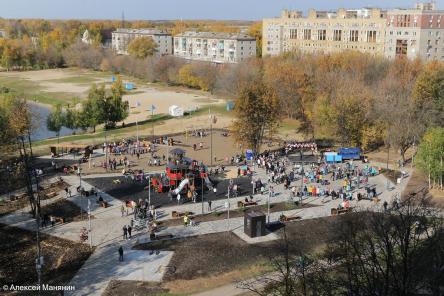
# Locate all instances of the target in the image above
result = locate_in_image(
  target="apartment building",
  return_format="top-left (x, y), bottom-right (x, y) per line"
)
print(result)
top-left (173, 31), bottom-right (256, 64)
top-left (263, 2), bottom-right (444, 61)
top-left (263, 8), bottom-right (387, 57)
top-left (385, 3), bottom-right (444, 60)
top-left (111, 28), bottom-right (173, 56)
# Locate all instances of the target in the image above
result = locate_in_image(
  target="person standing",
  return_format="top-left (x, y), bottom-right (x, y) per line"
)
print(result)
top-left (127, 225), bottom-right (132, 239)
top-left (123, 225), bottom-right (128, 240)
top-left (207, 199), bottom-right (212, 211)
top-left (118, 246), bottom-right (124, 262)
top-left (120, 204), bottom-right (125, 217)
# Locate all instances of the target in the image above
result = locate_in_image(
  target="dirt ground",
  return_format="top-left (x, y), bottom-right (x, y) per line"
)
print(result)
top-left (102, 281), bottom-right (167, 296)
top-left (130, 216), bottom-right (336, 295)
top-left (77, 131), bottom-right (282, 176)
top-left (0, 180), bottom-right (69, 217)
top-left (0, 223), bottom-right (93, 295)
top-left (40, 199), bottom-right (94, 223)
top-left (403, 169), bottom-right (444, 207)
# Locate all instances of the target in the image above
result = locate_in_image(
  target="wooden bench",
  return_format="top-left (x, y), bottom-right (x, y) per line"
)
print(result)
top-left (171, 211), bottom-right (193, 218)
top-left (99, 201), bottom-right (109, 208)
top-left (279, 215), bottom-right (301, 222)
top-left (45, 192), bottom-right (58, 199)
top-left (331, 207), bottom-right (353, 216)
top-left (151, 233), bottom-right (174, 241)
top-left (53, 216), bottom-right (65, 224)
top-left (372, 197), bottom-right (380, 204)
top-left (237, 201), bottom-right (258, 208)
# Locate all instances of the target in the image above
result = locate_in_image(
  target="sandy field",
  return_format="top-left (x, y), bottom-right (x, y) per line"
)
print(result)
top-left (0, 68), bottom-right (224, 125)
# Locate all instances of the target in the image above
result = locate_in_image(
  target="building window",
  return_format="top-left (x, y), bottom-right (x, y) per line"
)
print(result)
top-left (333, 30), bottom-right (342, 41)
top-left (367, 30), bottom-right (377, 43)
top-left (349, 30), bottom-right (359, 42)
top-left (396, 39), bottom-right (408, 56)
top-left (303, 29), bottom-right (311, 40)
top-left (318, 29), bottom-right (326, 41)
top-left (290, 29), bottom-right (297, 39)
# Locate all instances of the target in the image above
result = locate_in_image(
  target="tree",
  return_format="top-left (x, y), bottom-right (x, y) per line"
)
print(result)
top-left (248, 22), bottom-right (262, 57)
top-left (325, 192), bottom-right (444, 296)
top-left (79, 84), bottom-right (106, 132)
top-left (127, 36), bottom-right (158, 59)
top-left (232, 81), bottom-right (280, 154)
top-left (99, 77), bottom-right (129, 129)
top-left (416, 127), bottom-right (444, 190)
top-left (413, 62), bottom-right (444, 114)
top-left (46, 104), bottom-right (64, 143)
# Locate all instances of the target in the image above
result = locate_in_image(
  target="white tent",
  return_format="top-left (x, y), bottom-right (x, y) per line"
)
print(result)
top-left (168, 105), bottom-right (184, 117)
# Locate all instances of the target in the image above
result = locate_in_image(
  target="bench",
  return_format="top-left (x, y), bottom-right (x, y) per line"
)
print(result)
top-left (45, 192), bottom-right (58, 199)
top-left (53, 216), bottom-right (65, 224)
top-left (331, 207), bottom-right (353, 216)
top-left (98, 201), bottom-right (109, 208)
top-left (171, 211), bottom-right (193, 218)
top-left (237, 201), bottom-right (258, 208)
top-left (372, 197), bottom-right (380, 204)
top-left (279, 215), bottom-right (301, 222)
top-left (152, 233), bottom-right (174, 241)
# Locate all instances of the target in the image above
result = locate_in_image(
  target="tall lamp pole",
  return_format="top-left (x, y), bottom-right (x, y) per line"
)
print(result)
top-left (227, 183), bottom-right (230, 231)
top-left (88, 199), bottom-right (92, 248)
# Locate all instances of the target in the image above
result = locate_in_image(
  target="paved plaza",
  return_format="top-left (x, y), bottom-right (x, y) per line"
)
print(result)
top-left (0, 154), bottom-right (412, 296)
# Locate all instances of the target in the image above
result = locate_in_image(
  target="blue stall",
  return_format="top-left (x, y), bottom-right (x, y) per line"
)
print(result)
top-left (338, 148), bottom-right (361, 160)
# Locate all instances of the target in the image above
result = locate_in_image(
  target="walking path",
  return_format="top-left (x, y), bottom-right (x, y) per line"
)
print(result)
top-left (0, 162), bottom-right (412, 296)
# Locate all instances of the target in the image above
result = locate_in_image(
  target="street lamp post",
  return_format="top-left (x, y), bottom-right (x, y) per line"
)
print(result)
top-left (148, 175), bottom-right (151, 208)
top-left (227, 182), bottom-right (231, 231)
top-left (201, 178), bottom-right (204, 214)
top-left (88, 199), bottom-right (92, 248)
top-left (386, 144), bottom-right (390, 190)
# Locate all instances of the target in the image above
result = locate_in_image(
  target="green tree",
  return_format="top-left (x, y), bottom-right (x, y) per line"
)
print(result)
top-left (78, 84), bottom-right (106, 132)
top-left (416, 127), bottom-right (444, 190)
top-left (413, 62), bottom-right (444, 113)
top-left (46, 104), bottom-right (64, 143)
top-left (97, 77), bottom-right (129, 129)
top-left (127, 36), bottom-right (158, 59)
top-left (232, 81), bottom-right (280, 154)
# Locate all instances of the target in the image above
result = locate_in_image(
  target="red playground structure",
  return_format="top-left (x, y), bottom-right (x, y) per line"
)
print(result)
top-left (150, 148), bottom-right (213, 195)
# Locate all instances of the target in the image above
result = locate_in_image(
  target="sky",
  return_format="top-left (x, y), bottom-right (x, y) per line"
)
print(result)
top-left (1, 0), bottom-right (444, 20)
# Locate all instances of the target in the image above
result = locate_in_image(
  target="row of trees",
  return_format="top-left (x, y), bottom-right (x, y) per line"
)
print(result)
top-left (243, 193), bottom-right (444, 296)
top-left (46, 78), bottom-right (129, 139)
top-left (417, 127), bottom-right (444, 190)
top-left (228, 52), bottom-right (444, 166)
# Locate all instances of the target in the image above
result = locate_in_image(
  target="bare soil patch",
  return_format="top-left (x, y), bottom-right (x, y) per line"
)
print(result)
top-left (41, 199), bottom-right (94, 222)
top-left (0, 180), bottom-right (69, 217)
top-left (0, 223), bottom-right (93, 295)
top-left (102, 280), bottom-right (167, 296)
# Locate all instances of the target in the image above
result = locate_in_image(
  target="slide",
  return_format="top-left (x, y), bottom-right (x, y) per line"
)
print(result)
top-left (173, 178), bottom-right (189, 195)
top-left (204, 176), bottom-right (214, 191)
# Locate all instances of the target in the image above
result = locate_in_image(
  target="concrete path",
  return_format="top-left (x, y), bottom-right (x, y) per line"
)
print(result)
top-left (0, 161), bottom-right (413, 296)
top-left (65, 238), bottom-right (173, 296)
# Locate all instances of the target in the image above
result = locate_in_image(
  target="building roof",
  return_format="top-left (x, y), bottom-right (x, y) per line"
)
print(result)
top-left (113, 28), bottom-right (171, 36)
top-left (175, 31), bottom-right (256, 41)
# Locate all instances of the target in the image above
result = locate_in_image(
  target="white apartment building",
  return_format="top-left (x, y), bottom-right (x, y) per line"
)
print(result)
top-left (263, 2), bottom-right (444, 61)
top-left (173, 31), bottom-right (256, 64)
top-left (111, 28), bottom-right (173, 56)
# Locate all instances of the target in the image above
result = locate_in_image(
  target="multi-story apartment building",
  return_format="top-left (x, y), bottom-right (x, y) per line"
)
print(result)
top-left (173, 31), bottom-right (256, 64)
top-left (111, 28), bottom-right (173, 56)
top-left (263, 2), bottom-right (444, 61)
top-left (263, 8), bottom-right (387, 57)
top-left (385, 3), bottom-right (444, 60)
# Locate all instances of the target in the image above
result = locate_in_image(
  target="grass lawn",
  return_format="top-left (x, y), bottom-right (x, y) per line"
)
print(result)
top-left (0, 76), bottom-right (76, 106)
top-left (32, 113), bottom-right (173, 147)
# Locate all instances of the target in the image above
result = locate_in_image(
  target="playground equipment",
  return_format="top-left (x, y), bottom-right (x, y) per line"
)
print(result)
top-left (150, 148), bottom-right (213, 196)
